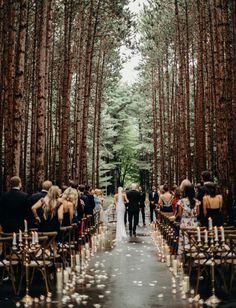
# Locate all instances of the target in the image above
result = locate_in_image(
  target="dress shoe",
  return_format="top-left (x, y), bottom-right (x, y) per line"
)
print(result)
top-left (129, 231), bottom-right (132, 236)
top-left (133, 231), bottom-right (136, 236)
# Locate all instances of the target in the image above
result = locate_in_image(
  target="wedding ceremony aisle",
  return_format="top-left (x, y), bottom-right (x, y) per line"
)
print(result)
top-left (1, 223), bottom-right (236, 308)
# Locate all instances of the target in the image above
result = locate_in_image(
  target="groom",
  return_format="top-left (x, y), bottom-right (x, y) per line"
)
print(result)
top-left (126, 183), bottom-right (140, 236)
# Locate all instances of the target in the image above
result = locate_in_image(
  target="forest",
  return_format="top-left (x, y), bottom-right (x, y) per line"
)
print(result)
top-left (0, 0), bottom-right (235, 203)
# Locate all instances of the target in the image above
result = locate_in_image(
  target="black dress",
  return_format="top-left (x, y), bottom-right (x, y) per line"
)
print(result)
top-left (37, 205), bottom-right (61, 233)
top-left (61, 212), bottom-right (70, 227)
top-left (207, 208), bottom-right (223, 227)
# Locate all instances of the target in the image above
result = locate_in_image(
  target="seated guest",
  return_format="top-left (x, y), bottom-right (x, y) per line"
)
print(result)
top-left (59, 187), bottom-right (78, 226)
top-left (80, 184), bottom-right (95, 225)
top-left (203, 182), bottom-right (223, 227)
top-left (159, 184), bottom-right (173, 212)
top-left (28, 180), bottom-right (52, 228)
top-left (177, 183), bottom-right (200, 256)
top-left (31, 186), bottom-right (63, 233)
top-left (0, 176), bottom-right (29, 233)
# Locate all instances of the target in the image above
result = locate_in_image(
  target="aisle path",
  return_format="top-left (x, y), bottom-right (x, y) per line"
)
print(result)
top-left (78, 225), bottom-right (188, 308)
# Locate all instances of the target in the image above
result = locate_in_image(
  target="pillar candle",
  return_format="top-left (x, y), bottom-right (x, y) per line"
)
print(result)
top-left (56, 268), bottom-right (63, 291)
top-left (19, 230), bottom-right (22, 242)
top-left (24, 220), bottom-right (28, 233)
top-left (166, 254), bottom-right (170, 267)
top-left (221, 226), bottom-right (225, 242)
top-left (35, 231), bottom-right (39, 244)
top-left (204, 229), bottom-right (208, 243)
top-left (183, 275), bottom-right (190, 293)
top-left (197, 227), bottom-right (201, 242)
top-left (63, 269), bottom-right (69, 284)
top-left (214, 226), bottom-right (218, 241)
top-left (208, 217), bottom-right (213, 230)
top-left (75, 254), bottom-right (80, 266)
top-left (31, 231), bottom-right (35, 245)
top-left (172, 259), bottom-right (178, 276)
top-left (13, 232), bottom-right (17, 245)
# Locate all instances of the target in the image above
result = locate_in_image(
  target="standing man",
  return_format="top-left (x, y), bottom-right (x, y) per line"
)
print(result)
top-left (0, 176), bottom-right (29, 232)
top-left (29, 180), bottom-right (52, 205)
top-left (81, 184), bottom-right (95, 226)
top-left (197, 171), bottom-right (213, 226)
top-left (139, 186), bottom-right (146, 226)
top-left (149, 186), bottom-right (159, 223)
top-left (28, 180), bottom-right (52, 228)
top-left (126, 183), bottom-right (140, 236)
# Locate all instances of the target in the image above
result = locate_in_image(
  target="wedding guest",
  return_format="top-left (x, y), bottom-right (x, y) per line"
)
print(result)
top-left (224, 187), bottom-right (234, 225)
top-left (59, 187), bottom-right (78, 226)
top-left (203, 182), bottom-right (223, 227)
top-left (94, 189), bottom-right (105, 224)
top-left (159, 184), bottom-right (173, 213)
top-left (172, 187), bottom-right (181, 216)
top-left (197, 171), bottom-right (213, 226)
top-left (81, 184), bottom-right (95, 225)
top-left (0, 176), bottom-right (29, 233)
top-left (177, 184), bottom-right (200, 256)
top-left (29, 180), bottom-right (52, 205)
top-left (127, 184), bottom-right (140, 236)
top-left (149, 186), bottom-right (159, 222)
top-left (31, 185), bottom-right (63, 233)
top-left (28, 180), bottom-right (52, 228)
top-left (139, 186), bottom-right (146, 226)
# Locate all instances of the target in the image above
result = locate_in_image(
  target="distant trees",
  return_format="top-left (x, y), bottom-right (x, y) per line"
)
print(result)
top-left (137, 0), bottom-right (236, 200)
top-left (0, 0), bottom-right (132, 192)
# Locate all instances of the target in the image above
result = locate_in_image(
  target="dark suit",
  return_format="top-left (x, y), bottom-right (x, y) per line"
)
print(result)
top-left (28, 190), bottom-right (48, 228)
top-left (126, 190), bottom-right (140, 235)
top-left (149, 191), bottom-right (159, 222)
top-left (81, 191), bottom-right (95, 225)
top-left (0, 188), bottom-right (29, 233)
top-left (139, 191), bottom-right (146, 225)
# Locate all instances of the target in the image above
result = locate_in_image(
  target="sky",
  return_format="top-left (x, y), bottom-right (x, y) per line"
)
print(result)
top-left (120, 0), bottom-right (146, 85)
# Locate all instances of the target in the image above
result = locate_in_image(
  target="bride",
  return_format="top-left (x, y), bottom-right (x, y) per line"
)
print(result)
top-left (113, 187), bottom-right (128, 241)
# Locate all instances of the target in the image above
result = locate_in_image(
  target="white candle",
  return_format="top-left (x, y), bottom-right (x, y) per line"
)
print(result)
top-left (208, 217), bottom-right (212, 230)
top-left (197, 227), bottom-right (201, 242)
top-left (19, 230), bottom-right (22, 242)
top-left (221, 226), bottom-right (225, 242)
top-left (172, 259), bottom-right (178, 276)
top-left (166, 254), bottom-right (171, 267)
top-left (214, 226), bottom-right (218, 241)
top-left (63, 269), bottom-right (69, 284)
top-left (71, 255), bottom-right (74, 268)
top-left (24, 220), bottom-right (28, 232)
top-left (204, 230), bottom-right (208, 243)
top-left (31, 232), bottom-right (35, 245)
top-left (56, 269), bottom-right (63, 292)
top-left (35, 231), bottom-right (39, 244)
top-left (183, 275), bottom-right (190, 293)
top-left (13, 232), bottom-right (17, 245)
top-left (75, 254), bottom-right (80, 266)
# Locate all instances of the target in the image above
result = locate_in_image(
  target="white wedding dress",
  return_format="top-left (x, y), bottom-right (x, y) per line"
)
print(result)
top-left (116, 187), bottom-right (127, 242)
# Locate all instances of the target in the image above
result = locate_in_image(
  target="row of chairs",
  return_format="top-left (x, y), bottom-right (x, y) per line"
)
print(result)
top-left (155, 211), bottom-right (236, 296)
top-left (0, 214), bottom-right (98, 296)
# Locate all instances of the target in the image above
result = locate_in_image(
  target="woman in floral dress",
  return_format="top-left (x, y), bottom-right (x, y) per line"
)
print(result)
top-left (177, 184), bottom-right (200, 256)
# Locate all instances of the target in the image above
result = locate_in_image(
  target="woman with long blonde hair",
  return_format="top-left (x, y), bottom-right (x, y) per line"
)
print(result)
top-left (32, 185), bottom-right (63, 232)
top-left (59, 187), bottom-right (78, 226)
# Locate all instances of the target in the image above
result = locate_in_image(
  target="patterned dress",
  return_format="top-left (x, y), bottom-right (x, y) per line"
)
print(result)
top-left (177, 198), bottom-right (200, 255)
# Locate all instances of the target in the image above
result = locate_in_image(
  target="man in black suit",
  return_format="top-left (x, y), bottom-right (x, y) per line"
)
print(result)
top-left (197, 171), bottom-right (213, 226)
top-left (139, 186), bottom-right (146, 226)
top-left (127, 183), bottom-right (140, 236)
top-left (28, 180), bottom-right (52, 228)
top-left (0, 176), bottom-right (29, 233)
top-left (81, 184), bottom-right (95, 226)
top-left (29, 180), bottom-right (52, 205)
top-left (149, 186), bottom-right (159, 223)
